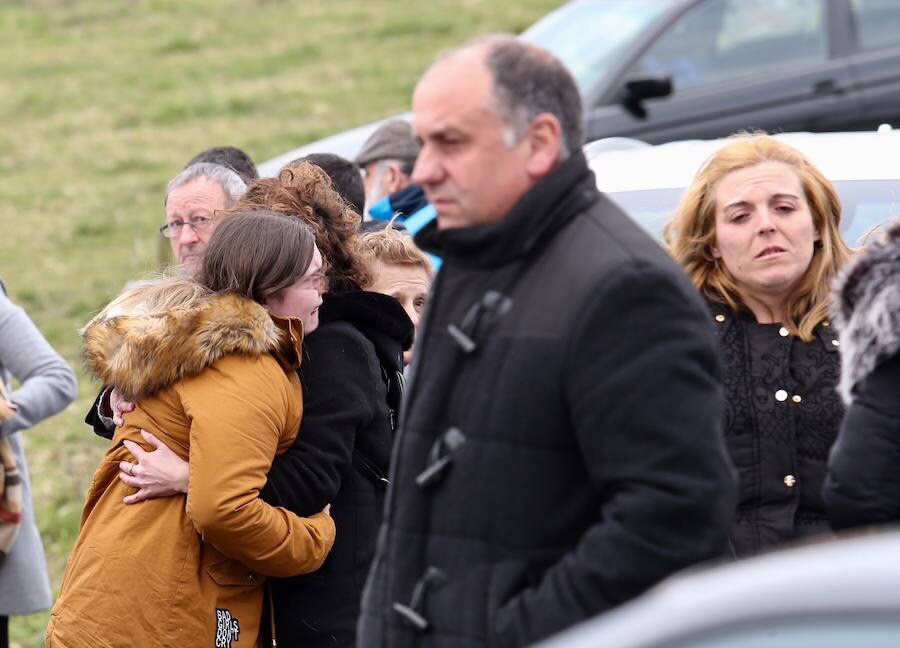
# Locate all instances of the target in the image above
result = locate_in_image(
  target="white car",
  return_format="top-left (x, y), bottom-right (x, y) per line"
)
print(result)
top-left (537, 531), bottom-right (900, 648)
top-left (590, 128), bottom-right (900, 245)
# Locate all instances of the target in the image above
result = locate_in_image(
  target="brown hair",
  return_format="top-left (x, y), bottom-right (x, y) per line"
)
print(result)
top-left (199, 209), bottom-right (316, 303)
top-left (236, 161), bottom-right (370, 292)
top-left (361, 223), bottom-right (434, 282)
top-left (665, 133), bottom-right (852, 341)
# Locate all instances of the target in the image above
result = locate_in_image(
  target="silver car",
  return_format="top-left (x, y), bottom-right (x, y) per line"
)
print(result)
top-left (537, 531), bottom-right (900, 648)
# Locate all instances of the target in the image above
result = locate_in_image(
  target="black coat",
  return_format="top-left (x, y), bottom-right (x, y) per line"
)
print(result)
top-left (358, 153), bottom-right (736, 648)
top-left (824, 217), bottom-right (900, 530)
top-left (825, 352), bottom-right (900, 529)
top-left (709, 304), bottom-right (842, 557)
top-left (259, 290), bottom-right (413, 648)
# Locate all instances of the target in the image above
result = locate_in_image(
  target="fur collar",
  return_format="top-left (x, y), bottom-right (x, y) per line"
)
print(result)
top-left (832, 218), bottom-right (900, 402)
top-left (83, 292), bottom-right (286, 401)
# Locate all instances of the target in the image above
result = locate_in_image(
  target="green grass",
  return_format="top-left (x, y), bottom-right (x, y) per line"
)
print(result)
top-left (0, 1), bottom-right (560, 645)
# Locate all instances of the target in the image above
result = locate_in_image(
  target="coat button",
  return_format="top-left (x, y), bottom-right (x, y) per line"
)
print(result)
top-left (791, 394), bottom-right (802, 403)
top-left (715, 314), bottom-right (726, 323)
top-left (778, 326), bottom-right (789, 337)
top-left (775, 389), bottom-right (788, 402)
top-left (784, 475), bottom-right (796, 487)
top-left (831, 339), bottom-right (840, 347)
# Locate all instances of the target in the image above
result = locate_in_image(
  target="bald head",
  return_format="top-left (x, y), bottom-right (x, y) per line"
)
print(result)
top-left (423, 36), bottom-right (583, 157)
top-left (411, 36), bottom-right (577, 229)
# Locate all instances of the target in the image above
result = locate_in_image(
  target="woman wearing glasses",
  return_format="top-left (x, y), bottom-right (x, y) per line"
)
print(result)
top-left (48, 210), bottom-right (335, 647)
top-left (111, 162), bottom-right (414, 647)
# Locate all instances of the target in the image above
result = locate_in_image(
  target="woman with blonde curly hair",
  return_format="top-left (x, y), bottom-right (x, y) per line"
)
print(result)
top-left (665, 134), bottom-right (852, 557)
top-left (115, 161), bottom-right (414, 647)
top-left (361, 223), bottom-right (434, 366)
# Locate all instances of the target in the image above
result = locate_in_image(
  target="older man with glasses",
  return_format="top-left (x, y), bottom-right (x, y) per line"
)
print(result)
top-left (85, 162), bottom-right (248, 435)
top-left (161, 162), bottom-right (247, 275)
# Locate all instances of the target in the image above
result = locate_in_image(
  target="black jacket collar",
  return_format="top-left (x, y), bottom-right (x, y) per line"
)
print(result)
top-left (319, 290), bottom-right (415, 353)
top-left (414, 151), bottom-right (598, 269)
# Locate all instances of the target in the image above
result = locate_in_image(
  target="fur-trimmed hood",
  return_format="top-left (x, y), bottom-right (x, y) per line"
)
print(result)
top-left (832, 217), bottom-right (900, 402)
top-left (83, 292), bottom-right (299, 401)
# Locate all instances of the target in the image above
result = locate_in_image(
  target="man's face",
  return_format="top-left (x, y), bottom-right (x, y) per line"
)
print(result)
top-left (411, 49), bottom-right (533, 230)
top-left (164, 177), bottom-right (227, 275)
top-left (362, 160), bottom-right (411, 214)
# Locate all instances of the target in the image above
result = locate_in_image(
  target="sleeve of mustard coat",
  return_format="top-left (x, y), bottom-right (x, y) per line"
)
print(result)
top-left (494, 263), bottom-right (737, 646)
top-left (180, 354), bottom-right (335, 578)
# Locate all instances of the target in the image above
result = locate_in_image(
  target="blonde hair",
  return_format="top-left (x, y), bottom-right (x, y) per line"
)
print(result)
top-left (361, 223), bottom-right (434, 284)
top-left (664, 134), bottom-right (852, 341)
top-left (86, 278), bottom-right (211, 328)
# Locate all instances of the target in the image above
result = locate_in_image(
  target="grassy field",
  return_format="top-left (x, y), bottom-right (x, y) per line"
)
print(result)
top-left (0, 1), bottom-right (560, 644)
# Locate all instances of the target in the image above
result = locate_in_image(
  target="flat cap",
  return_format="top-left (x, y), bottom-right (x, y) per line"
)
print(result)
top-left (354, 119), bottom-right (420, 168)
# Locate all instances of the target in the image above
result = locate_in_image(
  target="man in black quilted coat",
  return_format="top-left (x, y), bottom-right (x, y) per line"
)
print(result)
top-left (358, 36), bottom-right (737, 648)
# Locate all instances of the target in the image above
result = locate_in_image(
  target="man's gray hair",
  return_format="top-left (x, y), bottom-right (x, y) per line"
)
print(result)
top-left (445, 35), bottom-right (584, 159)
top-left (164, 162), bottom-right (247, 206)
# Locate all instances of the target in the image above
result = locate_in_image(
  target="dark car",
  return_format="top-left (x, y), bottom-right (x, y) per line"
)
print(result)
top-left (259, 0), bottom-right (900, 175)
top-left (526, 0), bottom-right (900, 144)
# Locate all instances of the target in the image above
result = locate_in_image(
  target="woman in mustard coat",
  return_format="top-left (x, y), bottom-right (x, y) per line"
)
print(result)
top-left (47, 210), bottom-right (335, 647)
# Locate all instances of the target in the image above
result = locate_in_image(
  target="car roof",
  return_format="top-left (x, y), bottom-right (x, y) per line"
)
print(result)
top-left (256, 114), bottom-right (412, 177)
top-left (537, 532), bottom-right (900, 648)
top-left (590, 129), bottom-right (900, 194)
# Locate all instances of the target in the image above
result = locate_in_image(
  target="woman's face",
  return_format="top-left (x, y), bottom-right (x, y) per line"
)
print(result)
top-left (712, 161), bottom-right (819, 307)
top-left (264, 245), bottom-right (326, 334)
top-left (368, 260), bottom-right (431, 365)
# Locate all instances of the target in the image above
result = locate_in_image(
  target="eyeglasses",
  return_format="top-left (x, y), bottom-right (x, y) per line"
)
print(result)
top-left (159, 215), bottom-right (216, 238)
top-left (297, 270), bottom-right (329, 292)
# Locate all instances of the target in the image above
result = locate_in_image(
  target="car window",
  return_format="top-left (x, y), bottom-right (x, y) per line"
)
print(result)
top-left (606, 179), bottom-right (900, 245)
top-left (837, 180), bottom-right (900, 245)
top-left (851, 0), bottom-right (900, 51)
top-left (668, 619), bottom-right (900, 647)
top-left (631, 0), bottom-right (828, 92)
top-left (605, 187), bottom-right (682, 240)
top-left (521, 0), bottom-right (671, 98)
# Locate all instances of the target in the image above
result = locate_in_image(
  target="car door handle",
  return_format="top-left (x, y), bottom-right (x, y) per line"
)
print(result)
top-left (813, 79), bottom-right (846, 96)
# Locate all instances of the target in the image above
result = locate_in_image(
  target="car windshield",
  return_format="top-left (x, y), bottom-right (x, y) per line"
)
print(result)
top-left (521, 0), bottom-right (672, 97)
top-left (608, 180), bottom-right (900, 246)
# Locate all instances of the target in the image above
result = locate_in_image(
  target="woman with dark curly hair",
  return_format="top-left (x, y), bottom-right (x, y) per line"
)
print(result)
top-left (240, 162), bottom-right (372, 293)
top-left (114, 161), bottom-right (414, 647)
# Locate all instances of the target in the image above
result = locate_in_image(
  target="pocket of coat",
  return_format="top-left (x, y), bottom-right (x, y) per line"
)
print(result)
top-left (206, 559), bottom-right (266, 587)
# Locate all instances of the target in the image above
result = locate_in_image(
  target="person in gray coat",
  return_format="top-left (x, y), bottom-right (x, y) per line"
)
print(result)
top-left (0, 281), bottom-right (77, 646)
